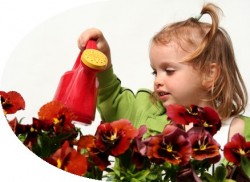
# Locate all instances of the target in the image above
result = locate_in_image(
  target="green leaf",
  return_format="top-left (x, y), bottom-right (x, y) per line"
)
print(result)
top-left (133, 169), bottom-right (150, 180)
top-left (223, 180), bottom-right (236, 182)
top-left (112, 167), bottom-right (121, 177)
top-left (163, 161), bottom-right (171, 169)
top-left (241, 156), bottom-right (250, 176)
top-left (34, 134), bottom-right (53, 157)
top-left (18, 117), bottom-right (26, 124)
top-left (131, 178), bottom-right (141, 182)
top-left (118, 149), bottom-right (133, 169)
top-left (104, 167), bottom-right (114, 173)
top-left (146, 173), bottom-right (159, 181)
top-left (18, 133), bottom-right (28, 143)
top-left (214, 165), bottom-right (227, 181)
top-left (202, 172), bottom-right (215, 182)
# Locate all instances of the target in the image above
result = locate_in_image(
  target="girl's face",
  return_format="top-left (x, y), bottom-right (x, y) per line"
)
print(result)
top-left (149, 42), bottom-right (208, 108)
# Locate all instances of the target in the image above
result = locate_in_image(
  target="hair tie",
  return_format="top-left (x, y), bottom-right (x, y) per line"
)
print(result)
top-left (194, 13), bottom-right (202, 21)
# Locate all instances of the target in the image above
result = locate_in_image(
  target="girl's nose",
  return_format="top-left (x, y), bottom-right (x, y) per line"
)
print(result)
top-left (154, 75), bottom-right (164, 88)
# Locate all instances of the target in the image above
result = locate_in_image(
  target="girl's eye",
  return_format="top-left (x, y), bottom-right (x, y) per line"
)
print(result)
top-left (151, 70), bottom-right (157, 76)
top-left (165, 68), bottom-right (175, 75)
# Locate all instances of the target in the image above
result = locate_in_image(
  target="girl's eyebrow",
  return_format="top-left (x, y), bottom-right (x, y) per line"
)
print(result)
top-left (151, 59), bottom-right (182, 69)
top-left (159, 61), bottom-right (179, 67)
top-left (150, 62), bottom-right (176, 69)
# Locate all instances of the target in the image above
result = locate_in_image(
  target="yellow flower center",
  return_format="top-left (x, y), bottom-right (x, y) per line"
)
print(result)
top-left (203, 121), bottom-right (212, 128)
top-left (193, 139), bottom-right (207, 151)
top-left (200, 144), bottom-right (207, 150)
top-left (109, 132), bottom-right (117, 141)
top-left (53, 118), bottom-right (61, 125)
top-left (187, 107), bottom-right (198, 115)
top-left (57, 159), bottom-right (62, 169)
top-left (238, 148), bottom-right (245, 155)
top-left (167, 144), bottom-right (173, 152)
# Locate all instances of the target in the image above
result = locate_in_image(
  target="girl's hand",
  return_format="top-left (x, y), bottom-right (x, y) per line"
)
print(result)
top-left (78, 28), bottom-right (111, 69)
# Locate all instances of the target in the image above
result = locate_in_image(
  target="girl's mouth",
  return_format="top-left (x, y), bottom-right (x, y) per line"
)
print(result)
top-left (158, 91), bottom-right (170, 100)
top-left (159, 92), bottom-right (168, 96)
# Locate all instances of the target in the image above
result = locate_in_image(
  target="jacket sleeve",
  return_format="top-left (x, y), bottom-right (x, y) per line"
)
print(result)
top-left (242, 116), bottom-right (250, 141)
top-left (96, 66), bottom-right (136, 122)
top-left (238, 116), bottom-right (250, 177)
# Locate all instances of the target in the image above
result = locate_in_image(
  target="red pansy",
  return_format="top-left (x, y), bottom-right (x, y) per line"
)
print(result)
top-left (167, 104), bottom-right (198, 125)
top-left (45, 141), bottom-right (87, 176)
top-left (77, 135), bottom-right (110, 171)
top-left (95, 119), bottom-right (138, 156)
top-left (188, 127), bottom-right (221, 163)
top-left (224, 133), bottom-right (250, 165)
top-left (147, 124), bottom-right (192, 166)
top-left (0, 91), bottom-right (25, 115)
top-left (38, 101), bottom-right (76, 133)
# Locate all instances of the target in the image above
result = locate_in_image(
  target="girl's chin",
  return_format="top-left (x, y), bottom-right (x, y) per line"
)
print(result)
top-left (162, 101), bottom-right (176, 107)
top-left (162, 100), bottom-right (188, 108)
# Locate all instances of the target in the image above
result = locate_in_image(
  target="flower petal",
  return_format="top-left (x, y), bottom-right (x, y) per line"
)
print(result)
top-left (0, 91), bottom-right (25, 114)
top-left (224, 133), bottom-right (247, 165)
top-left (147, 124), bottom-right (191, 165)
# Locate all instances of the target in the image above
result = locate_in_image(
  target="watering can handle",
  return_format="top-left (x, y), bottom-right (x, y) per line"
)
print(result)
top-left (71, 40), bottom-right (97, 69)
top-left (86, 40), bottom-right (97, 50)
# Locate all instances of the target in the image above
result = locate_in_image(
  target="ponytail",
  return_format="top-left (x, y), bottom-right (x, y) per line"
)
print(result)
top-left (184, 3), bottom-right (222, 62)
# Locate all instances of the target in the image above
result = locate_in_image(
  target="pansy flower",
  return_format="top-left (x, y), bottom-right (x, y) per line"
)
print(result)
top-left (45, 141), bottom-right (87, 176)
top-left (38, 101), bottom-right (76, 133)
top-left (0, 91), bottom-right (25, 115)
top-left (131, 125), bottom-right (150, 169)
top-left (195, 106), bottom-right (221, 136)
top-left (9, 116), bottom-right (53, 136)
top-left (167, 104), bottom-right (221, 136)
top-left (188, 127), bottom-right (221, 163)
top-left (224, 133), bottom-right (250, 166)
top-left (8, 117), bottom-right (38, 149)
top-left (9, 117), bottom-right (74, 150)
top-left (132, 125), bottom-right (148, 156)
top-left (28, 117), bottom-right (78, 150)
top-left (147, 124), bottom-right (192, 166)
top-left (9, 117), bottom-right (30, 135)
top-left (95, 119), bottom-right (138, 156)
top-left (77, 135), bottom-right (110, 171)
top-left (167, 104), bottom-right (198, 125)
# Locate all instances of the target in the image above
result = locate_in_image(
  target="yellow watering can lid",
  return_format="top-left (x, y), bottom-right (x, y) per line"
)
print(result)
top-left (81, 49), bottom-right (108, 70)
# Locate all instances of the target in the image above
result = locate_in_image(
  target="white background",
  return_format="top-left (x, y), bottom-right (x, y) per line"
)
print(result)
top-left (0, 0), bottom-right (250, 181)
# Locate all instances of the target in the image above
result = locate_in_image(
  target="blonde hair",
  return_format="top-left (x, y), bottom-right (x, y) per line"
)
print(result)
top-left (151, 3), bottom-right (248, 119)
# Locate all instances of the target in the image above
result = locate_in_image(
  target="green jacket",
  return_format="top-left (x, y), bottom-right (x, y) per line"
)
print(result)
top-left (97, 66), bottom-right (250, 177)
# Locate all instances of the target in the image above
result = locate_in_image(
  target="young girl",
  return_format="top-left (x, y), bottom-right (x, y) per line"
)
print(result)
top-left (78, 2), bottom-right (250, 158)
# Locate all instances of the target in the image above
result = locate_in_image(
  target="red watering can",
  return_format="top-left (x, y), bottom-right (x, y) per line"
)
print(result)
top-left (53, 40), bottom-right (108, 124)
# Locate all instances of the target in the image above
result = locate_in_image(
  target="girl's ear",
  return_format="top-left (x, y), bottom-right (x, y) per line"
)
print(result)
top-left (202, 63), bottom-right (220, 90)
